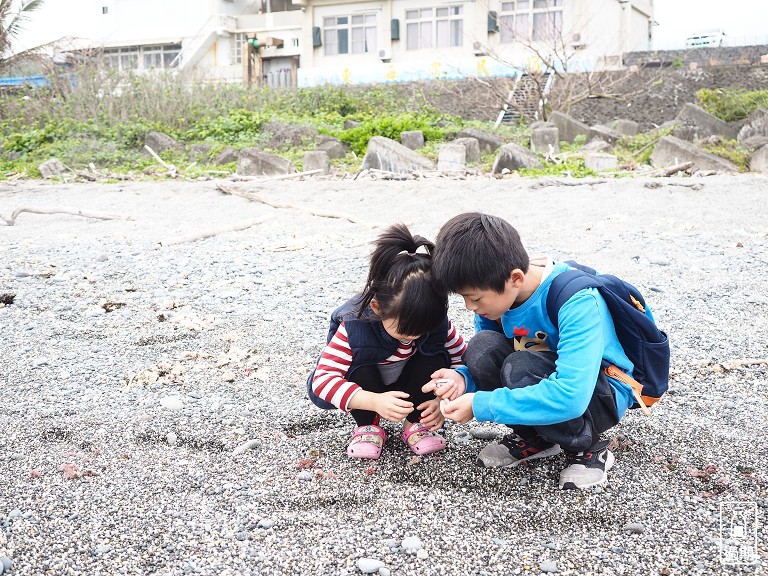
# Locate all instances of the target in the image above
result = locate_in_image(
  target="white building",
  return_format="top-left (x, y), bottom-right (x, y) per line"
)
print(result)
top-left (26, 0), bottom-right (653, 87)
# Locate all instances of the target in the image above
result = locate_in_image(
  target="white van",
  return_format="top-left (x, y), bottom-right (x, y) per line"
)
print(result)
top-left (685, 29), bottom-right (728, 48)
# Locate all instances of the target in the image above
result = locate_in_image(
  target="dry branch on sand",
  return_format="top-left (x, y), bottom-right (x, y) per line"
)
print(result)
top-left (0, 206), bottom-right (132, 226)
top-left (158, 217), bottom-right (270, 246)
top-left (216, 183), bottom-right (379, 228)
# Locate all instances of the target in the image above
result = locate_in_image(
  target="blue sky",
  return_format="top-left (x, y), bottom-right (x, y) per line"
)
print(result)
top-left (12, 0), bottom-right (768, 52)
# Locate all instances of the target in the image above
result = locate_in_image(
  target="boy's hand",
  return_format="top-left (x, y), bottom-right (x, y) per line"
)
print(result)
top-left (374, 391), bottom-right (413, 422)
top-left (417, 397), bottom-right (445, 431)
top-left (422, 368), bottom-right (466, 401)
top-left (440, 393), bottom-right (475, 424)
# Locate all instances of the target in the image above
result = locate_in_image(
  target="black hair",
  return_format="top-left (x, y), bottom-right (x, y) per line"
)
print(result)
top-left (432, 212), bottom-right (529, 294)
top-left (357, 223), bottom-right (447, 337)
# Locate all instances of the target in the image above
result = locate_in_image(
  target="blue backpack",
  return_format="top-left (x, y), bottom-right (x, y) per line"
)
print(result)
top-left (545, 261), bottom-right (670, 413)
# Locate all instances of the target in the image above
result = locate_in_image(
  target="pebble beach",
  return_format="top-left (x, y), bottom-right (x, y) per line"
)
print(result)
top-left (1, 174), bottom-right (766, 575)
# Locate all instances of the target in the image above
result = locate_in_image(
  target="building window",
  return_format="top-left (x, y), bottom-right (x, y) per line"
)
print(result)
top-left (499, 0), bottom-right (562, 44)
top-left (102, 44), bottom-right (180, 70)
top-left (231, 32), bottom-right (246, 65)
top-left (102, 6), bottom-right (108, 14)
top-left (323, 14), bottom-right (377, 56)
top-left (405, 6), bottom-right (463, 51)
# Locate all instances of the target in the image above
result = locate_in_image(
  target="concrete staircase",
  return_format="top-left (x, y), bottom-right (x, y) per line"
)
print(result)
top-left (495, 72), bottom-right (554, 127)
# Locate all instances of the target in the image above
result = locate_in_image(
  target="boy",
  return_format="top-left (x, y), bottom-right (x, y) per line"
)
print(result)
top-left (425, 212), bottom-right (636, 489)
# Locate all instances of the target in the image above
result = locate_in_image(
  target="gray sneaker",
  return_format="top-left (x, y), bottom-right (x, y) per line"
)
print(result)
top-left (476, 433), bottom-right (562, 468)
top-left (559, 440), bottom-right (615, 489)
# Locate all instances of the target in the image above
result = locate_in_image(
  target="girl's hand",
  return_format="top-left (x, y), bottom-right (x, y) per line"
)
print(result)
top-left (441, 393), bottom-right (475, 424)
top-left (373, 391), bottom-right (414, 422)
top-left (422, 368), bottom-right (466, 401)
top-left (417, 397), bottom-right (445, 431)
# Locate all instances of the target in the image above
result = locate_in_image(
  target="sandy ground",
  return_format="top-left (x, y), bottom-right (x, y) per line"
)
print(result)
top-left (0, 173), bottom-right (766, 576)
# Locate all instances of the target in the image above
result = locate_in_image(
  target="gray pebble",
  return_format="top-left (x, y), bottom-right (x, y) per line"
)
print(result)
top-left (378, 567), bottom-right (390, 576)
top-left (166, 432), bottom-right (178, 446)
top-left (624, 522), bottom-right (645, 534)
top-left (92, 544), bottom-right (112, 555)
top-left (539, 560), bottom-right (558, 573)
top-left (0, 557), bottom-right (10, 573)
top-left (401, 535), bottom-right (421, 551)
top-left (297, 470), bottom-right (313, 481)
top-left (469, 427), bottom-right (500, 440)
top-left (257, 519), bottom-right (274, 529)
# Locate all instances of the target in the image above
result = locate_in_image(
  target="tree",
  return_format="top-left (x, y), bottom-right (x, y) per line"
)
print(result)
top-left (0, 0), bottom-right (45, 73)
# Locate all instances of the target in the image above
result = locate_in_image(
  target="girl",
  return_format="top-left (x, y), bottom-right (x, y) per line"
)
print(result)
top-left (307, 223), bottom-right (467, 460)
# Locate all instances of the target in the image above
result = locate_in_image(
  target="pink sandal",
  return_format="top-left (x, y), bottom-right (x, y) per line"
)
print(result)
top-left (347, 425), bottom-right (386, 459)
top-left (402, 422), bottom-right (446, 455)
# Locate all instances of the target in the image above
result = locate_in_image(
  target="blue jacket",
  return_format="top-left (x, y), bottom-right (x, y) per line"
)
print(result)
top-left (455, 262), bottom-right (636, 426)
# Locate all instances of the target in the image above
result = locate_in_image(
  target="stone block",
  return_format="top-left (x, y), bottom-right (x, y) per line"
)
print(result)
top-left (437, 143), bottom-right (466, 172)
top-left (584, 153), bottom-right (619, 172)
top-left (361, 136), bottom-right (435, 173)
top-left (303, 151), bottom-right (330, 175)
top-left (39, 158), bottom-right (65, 178)
top-left (452, 138), bottom-right (481, 162)
top-left (674, 103), bottom-right (738, 140)
top-left (749, 144), bottom-right (768, 173)
top-left (610, 119), bottom-right (639, 136)
top-left (188, 144), bottom-right (211, 163)
top-left (548, 111), bottom-right (590, 143)
top-left (650, 136), bottom-right (739, 173)
top-left (492, 143), bottom-right (542, 174)
top-left (400, 130), bottom-right (425, 150)
top-left (214, 146), bottom-right (239, 165)
top-left (582, 139), bottom-right (611, 153)
top-left (237, 148), bottom-right (296, 177)
top-left (457, 127), bottom-right (506, 153)
top-left (316, 138), bottom-right (348, 159)
top-left (144, 131), bottom-right (180, 153)
top-left (588, 124), bottom-right (623, 145)
top-left (530, 126), bottom-right (560, 154)
top-left (343, 119), bottom-right (361, 130)
top-left (737, 108), bottom-right (768, 142)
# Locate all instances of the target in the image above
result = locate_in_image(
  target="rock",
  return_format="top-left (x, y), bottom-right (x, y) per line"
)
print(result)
top-left (165, 432), bottom-right (178, 446)
top-left (539, 560), bottom-right (558, 573)
top-left (233, 439), bottom-right (259, 454)
top-left (457, 127), bottom-right (506, 153)
top-left (469, 427), bottom-right (499, 440)
top-left (303, 151), bottom-right (330, 175)
top-left (584, 153), bottom-right (619, 172)
top-left (356, 558), bottom-right (384, 573)
top-left (581, 139), bottom-right (611, 153)
top-left (159, 396), bottom-right (184, 410)
top-left (737, 108), bottom-right (768, 142)
top-left (262, 122), bottom-right (317, 149)
top-left (650, 136), bottom-right (739, 173)
top-left (610, 119), bottom-right (639, 136)
top-left (0, 556), bottom-right (10, 573)
top-left (257, 519), bottom-right (274, 529)
top-left (452, 137), bottom-right (482, 162)
top-left (38, 158), bottom-right (66, 178)
top-left (749, 144), bottom-right (768, 173)
top-left (343, 119), bottom-right (361, 130)
top-left (673, 103), bottom-right (738, 141)
top-left (188, 143), bottom-right (211, 163)
top-left (740, 135), bottom-right (768, 150)
top-left (361, 136), bottom-right (435, 174)
top-left (548, 111), bottom-right (590, 143)
top-left (531, 126), bottom-right (560, 154)
top-left (624, 521), bottom-right (645, 534)
top-left (492, 143), bottom-right (542, 173)
top-left (214, 146), bottom-right (239, 164)
top-left (437, 143), bottom-right (466, 171)
top-left (401, 535), bottom-right (422, 551)
top-left (144, 131), bottom-right (180, 153)
top-left (416, 548), bottom-right (428, 559)
top-left (237, 148), bottom-right (296, 177)
top-left (400, 130), bottom-right (425, 150)
top-left (588, 124), bottom-right (624, 145)
top-left (316, 137), bottom-right (348, 159)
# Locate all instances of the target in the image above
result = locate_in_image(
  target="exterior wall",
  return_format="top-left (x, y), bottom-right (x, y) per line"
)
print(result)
top-left (297, 0), bottom-right (654, 86)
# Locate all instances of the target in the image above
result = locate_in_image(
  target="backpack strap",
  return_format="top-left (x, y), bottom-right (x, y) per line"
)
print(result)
top-left (545, 269), bottom-right (600, 328)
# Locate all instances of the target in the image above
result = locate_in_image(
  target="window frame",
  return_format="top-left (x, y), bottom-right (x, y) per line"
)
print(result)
top-left (498, 0), bottom-right (562, 44)
top-left (405, 5), bottom-right (464, 51)
top-left (322, 13), bottom-right (377, 56)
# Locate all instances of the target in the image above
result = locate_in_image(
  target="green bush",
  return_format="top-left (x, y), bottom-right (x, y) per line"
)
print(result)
top-left (332, 113), bottom-right (459, 155)
top-left (696, 88), bottom-right (768, 122)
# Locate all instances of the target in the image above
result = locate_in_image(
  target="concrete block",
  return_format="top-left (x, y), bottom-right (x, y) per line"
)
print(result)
top-left (457, 128), bottom-right (506, 153)
top-left (530, 126), bottom-right (560, 154)
top-left (582, 139), bottom-right (611, 153)
top-left (361, 136), bottom-right (435, 174)
top-left (343, 119), bottom-right (361, 130)
top-left (316, 138), bottom-right (348, 159)
top-left (650, 136), bottom-right (739, 173)
top-left (492, 143), bottom-right (542, 173)
top-left (437, 143), bottom-right (466, 172)
top-left (610, 119), bottom-right (639, 136)
top-left (548, 111), bottom-right (590, 143)
top-left (737, 108), bottom-right (768, 142)
top-left (144, 131), bottom-right (180, 153)
top-left (452, 137), bottom-right (481, 162)
top-left (400, 130), bottom-right (425, 150)
top-left (675, 103), bottom-right (738, 140)
top-left (214, 146), bottom-right (239, 165)
top-left (749, 144), bottom-right (768, 173)
top-left (237, 148), bottom-right (296, 177)
top-left (303, 151), bottom-right (330, 175)
top-left (584, 153), bottom-right (619, 172)
top-left (39, 158), bottom-right (65, 178)
top-left (588, 124), bottom-right (623, 145)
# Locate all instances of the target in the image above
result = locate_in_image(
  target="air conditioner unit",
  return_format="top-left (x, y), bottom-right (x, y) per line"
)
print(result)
top-left (472, 41), bottom-right (487, 56)
top-left (378, 48), bottom-right (391, 61)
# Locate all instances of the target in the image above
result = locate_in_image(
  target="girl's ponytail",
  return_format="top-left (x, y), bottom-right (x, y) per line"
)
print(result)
top-left (357, 224), bottom-right (447, 336)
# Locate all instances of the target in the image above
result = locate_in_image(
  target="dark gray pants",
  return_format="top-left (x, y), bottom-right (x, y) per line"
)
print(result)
top-left (464, 330), bottom-right (618, 452)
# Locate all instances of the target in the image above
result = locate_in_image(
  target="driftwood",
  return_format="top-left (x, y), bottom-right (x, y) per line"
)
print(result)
top-left (232, 169), bottom-right (324, 182)
top-left (144, 145), bottom-right (178, 177)
top-left (216, 183), bottom-right (377, 228)
top-left (531, 177), bottom-right (609, 189)
top-left (1, 206), bottom-right (132, 226)
top-left (159, 217), bottom-right (270, 246)
top-left (657, 161), bottom-right (694, 177)
top-left (699, 358), bottom-right (768, 371)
